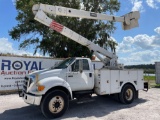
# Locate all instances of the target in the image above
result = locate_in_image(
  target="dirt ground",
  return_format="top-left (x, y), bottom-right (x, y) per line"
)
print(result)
top-left (0, 88), bottom-right (160, 120)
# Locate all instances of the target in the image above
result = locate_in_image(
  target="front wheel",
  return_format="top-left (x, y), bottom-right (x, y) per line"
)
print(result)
top-left (41, 90), bottom-right (69, 119)
top-left (119, 84), bottom-right (135, 104)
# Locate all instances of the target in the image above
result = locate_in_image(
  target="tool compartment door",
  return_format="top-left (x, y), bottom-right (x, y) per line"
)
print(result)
top-left (100, 70), bottom-right (110, 94)
top-left (110, 70), bottom-right (120, 93)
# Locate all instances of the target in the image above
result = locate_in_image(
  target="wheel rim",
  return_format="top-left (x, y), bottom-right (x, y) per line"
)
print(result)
top-left (125, 89), bottom-right (133, 101)
top-left (49, 96), bottom-right (64, 114)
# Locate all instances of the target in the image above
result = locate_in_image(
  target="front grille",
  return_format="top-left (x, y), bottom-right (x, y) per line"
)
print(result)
top-left (23, 77), bottom-right (29, 92)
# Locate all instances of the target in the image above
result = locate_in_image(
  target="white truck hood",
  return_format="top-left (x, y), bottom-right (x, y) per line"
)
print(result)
top-left (28, 68), bottom-right (66, 81)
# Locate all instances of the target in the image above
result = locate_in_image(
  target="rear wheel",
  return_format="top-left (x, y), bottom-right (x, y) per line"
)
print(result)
top-left (119, 84), bottom-right (135, 104)
top-left (41, 90), bottom-right (69, 119)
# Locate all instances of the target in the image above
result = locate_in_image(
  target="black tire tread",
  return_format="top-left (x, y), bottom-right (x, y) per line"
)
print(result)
top-left (119, 84), bottom-right (135, 104)
top-left (41, 90), bottom-right (69, 119)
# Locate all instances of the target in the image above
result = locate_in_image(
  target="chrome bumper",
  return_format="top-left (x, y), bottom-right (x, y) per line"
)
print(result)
top-left (22, 92), bottom-right (42, 105)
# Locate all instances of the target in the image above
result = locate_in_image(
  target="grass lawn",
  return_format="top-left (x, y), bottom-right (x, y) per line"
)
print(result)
top-left (144, 76), bottom-right (155, 81)
top-left (144, 75), bottom-right (160, 88)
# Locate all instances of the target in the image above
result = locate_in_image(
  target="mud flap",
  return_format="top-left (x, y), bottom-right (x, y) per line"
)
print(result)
top-left (135, 90), bottom-right (139, 99)
top-left (143, 82), bottom-right (149, 92)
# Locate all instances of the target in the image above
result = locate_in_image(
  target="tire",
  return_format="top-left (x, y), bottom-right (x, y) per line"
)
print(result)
top-left (119, 84), bottom-right (135, 104)
top-left (41, 90), bottom-right (69, 119)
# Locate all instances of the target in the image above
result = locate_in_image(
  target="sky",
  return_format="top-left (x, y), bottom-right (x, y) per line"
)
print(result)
top-left (0, 0), bottom-right (160, 65)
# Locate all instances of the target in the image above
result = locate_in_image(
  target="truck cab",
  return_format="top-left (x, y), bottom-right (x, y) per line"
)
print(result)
top-left (66, 57), bottom-right (94, 91)
top-left (21, 57), bottom-right (96, 118)
top-left (22, 57), bottom-right (94, 104)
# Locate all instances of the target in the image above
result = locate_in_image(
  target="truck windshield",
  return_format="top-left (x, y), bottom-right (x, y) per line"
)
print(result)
top-left (51, 58), bottom-right (75, 69)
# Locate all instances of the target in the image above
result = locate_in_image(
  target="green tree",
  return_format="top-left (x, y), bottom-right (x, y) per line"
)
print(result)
top-left (94, 33), bottom-right (118, 54)
top-left (107, 38), bottom-right (118, 53)
top-left (10, 0), bottom-right (120, 58)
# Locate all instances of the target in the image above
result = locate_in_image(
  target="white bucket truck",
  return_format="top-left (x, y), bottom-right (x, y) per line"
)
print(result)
top-left (19, 4), bottom-right (148, 119)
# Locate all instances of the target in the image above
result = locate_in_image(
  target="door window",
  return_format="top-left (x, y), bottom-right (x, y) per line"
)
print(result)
top-left (71, 59), bottom-right (90, 72)
top-left (83, 59), bottom-right (89, 70)
top-left (71, 60), bottom-right (79, 72)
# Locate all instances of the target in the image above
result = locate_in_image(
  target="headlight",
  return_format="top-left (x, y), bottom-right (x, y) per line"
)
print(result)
top-left (30, 75), bottom-right (36, 81)
top-left (28, 75), bottom-right (36, 86)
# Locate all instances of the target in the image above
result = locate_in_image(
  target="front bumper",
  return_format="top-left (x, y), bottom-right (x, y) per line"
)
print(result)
top-left (22, 91), bottom-right (42, 105)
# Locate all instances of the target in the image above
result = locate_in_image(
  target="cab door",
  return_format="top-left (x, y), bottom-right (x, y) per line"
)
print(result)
top-left (67, 59), bottom-right (94, 91)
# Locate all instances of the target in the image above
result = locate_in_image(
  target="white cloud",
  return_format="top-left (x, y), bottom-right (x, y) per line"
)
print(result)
top-left (146, 0), bottom-right (158, 9)
top-left (116, 26), bottom-right (160, 65)
top-left (0, 38), bottom-right (41, 56)
top-left (0, 38), bottom-right (13, 53)
top-left (154, 27), bottom-right (160, 34)
top-left (133, 34), bottom-right (155, 49)
top-left (130, 0), bottom-right (144, 12)
top-left (117, 36), bottom-right (135, 53)
top-left (12, 0), bottom-right (16, 5)
top-left (146, 0), bottom-right (160, 9)
top-left (118, 50), bottom-right (160, 65)
top-left (130, 0), bottom-right (160, 12)
top-left (132, 0), bottom-right (144, 12)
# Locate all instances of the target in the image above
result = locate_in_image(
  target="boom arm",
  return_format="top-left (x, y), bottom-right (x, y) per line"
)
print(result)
top-left (33, 4), bottom-right (140, 30)
top-left (32, 4), bottom-right (140, 67)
